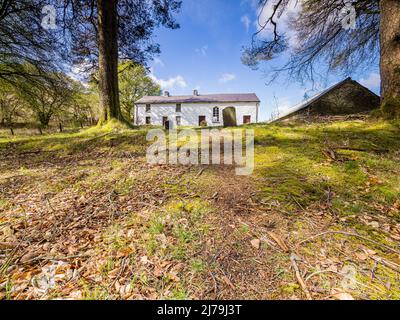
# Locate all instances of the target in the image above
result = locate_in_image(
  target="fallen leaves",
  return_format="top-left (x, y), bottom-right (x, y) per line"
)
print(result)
top-left (250, 239), bottom-right (261, 249)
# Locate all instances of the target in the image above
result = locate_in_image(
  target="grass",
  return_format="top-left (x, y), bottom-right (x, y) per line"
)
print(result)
top-left (253, 120), bottom-right (400, 215)
top-left (0, 118), bottom-right (400, 300)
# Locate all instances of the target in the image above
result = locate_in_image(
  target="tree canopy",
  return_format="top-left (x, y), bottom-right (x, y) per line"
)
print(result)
top-left (0, 0), bottom-right (182, 124)
top-left (0, 0), bottom-right (64, 84)
top-left (243, 0), bottom-right (380, 85)
top-left (118, 61), bottom-right (161, 121)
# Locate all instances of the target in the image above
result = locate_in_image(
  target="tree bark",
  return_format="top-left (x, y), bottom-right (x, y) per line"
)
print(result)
top-left (380, 0), bottom-right (400, 100)
top-left (97, 0), bottom-right (122, 123)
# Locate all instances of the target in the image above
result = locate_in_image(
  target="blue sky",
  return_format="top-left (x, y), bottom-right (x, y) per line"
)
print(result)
top-left (150, 0), bottom-right (381, 121)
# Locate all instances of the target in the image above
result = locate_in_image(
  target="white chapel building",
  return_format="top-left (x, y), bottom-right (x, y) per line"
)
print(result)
top-left (134, 90), bottom-right (260, 127)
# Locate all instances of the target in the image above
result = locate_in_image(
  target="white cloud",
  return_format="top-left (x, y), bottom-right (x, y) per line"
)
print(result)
top-left (273, 96), bottom-right (292, 114)
top-left (219, 73), bottom-right (236, 83)
top-left (153, 57), bottom-right (165, 67)
top-left (195, 45), bottom-right (208, 56)
top-left (150, 74), bottom-right (188, 90)
top-left (360, 73), bottom-right (380, 89)
top-left (241, 15), bottom-right (251, 32)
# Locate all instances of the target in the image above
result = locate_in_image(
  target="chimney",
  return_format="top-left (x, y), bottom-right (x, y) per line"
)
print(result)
top-left (164, 91), bottom-right (170, 97)
top-left (193, 89), bottom-right (199, 96)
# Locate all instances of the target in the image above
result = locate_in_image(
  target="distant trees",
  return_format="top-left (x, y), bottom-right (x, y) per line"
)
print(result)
top-left (1, 0), bottom-right (182, 126)
top-left (0, 58), bottom-right (162, 134)
top-left (0, 0), bottom-right (63, 83)
top-left (0, 81), bottom-right (21, 135)
top-left (68, 81), bottom-right (99, 128)
top-left (17, 71), bottom-right (74, 130)
top-left (118, 61), bottom-right (161, 122)
top-left (0, 64), bottom-right (98, 134)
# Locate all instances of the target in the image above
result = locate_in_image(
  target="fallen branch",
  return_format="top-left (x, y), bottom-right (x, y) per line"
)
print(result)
top-left (297, 230), bottom-right (400, 255)
top-left (290, 253), bottom-right (312, 300)
top-left (370, 255), bottom-right (400, 274)
top-left (334, 147), bottom-right (389, 154)
top-left (83, 132), bottom-right (112, 143)
top-left (20, 254), bottom-right (91, 265)
top-left (267, 231), bottom-right (289, 252)
top-left (18, 150), bottom-right (57, 156)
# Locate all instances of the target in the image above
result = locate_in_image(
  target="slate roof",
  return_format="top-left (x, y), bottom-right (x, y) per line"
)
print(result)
top-left (136, 93), bottom-right (260, 104)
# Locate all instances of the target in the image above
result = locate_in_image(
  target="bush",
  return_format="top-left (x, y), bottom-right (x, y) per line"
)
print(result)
top-left (381, 97), bottom-right (400, 120)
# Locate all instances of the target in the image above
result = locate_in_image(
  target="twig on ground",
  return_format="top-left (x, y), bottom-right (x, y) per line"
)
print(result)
top-left (208, 270), bottom-right (218, 297)
top-left (267, 231), bottom-right (289, 252)
top-left (290, 253), bottom-right (312, 300)
top-left (195, 168), bottom-right (205, 178)
top-left (371, 260), bottom-right (379, 280)
top-left (290, 194), bottom-right (305, 211)
top-left (110, 257), bottom-right (128, 290)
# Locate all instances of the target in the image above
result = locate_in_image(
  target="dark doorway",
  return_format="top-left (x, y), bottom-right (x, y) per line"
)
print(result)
top-left (198, 116), bottom-right (206, 126)
top-left (223, 107), bottom-right (237, 127)
top-left (164, 120), bottom-right (172, 130)
top-left (162, 116), bottom-right (168, 126)
top-left (243, 115), bottom-right (251, 124)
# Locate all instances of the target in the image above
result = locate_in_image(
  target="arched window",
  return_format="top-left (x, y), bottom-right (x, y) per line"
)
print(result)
top-left (213, 107), bottom-right (220, 123)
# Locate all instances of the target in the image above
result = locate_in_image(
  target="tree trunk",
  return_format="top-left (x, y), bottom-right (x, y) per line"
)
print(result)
top-left (380, 0), bottom-right (400, 100)
top-left (97, 0), bottom-right (122, 123)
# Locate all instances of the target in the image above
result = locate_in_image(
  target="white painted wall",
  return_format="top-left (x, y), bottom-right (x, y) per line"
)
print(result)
top-left (134, 102), bottom-right (259, 127)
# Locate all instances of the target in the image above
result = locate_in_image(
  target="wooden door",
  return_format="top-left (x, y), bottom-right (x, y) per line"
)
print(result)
top-left (222, 107), bottom-right (237, 127)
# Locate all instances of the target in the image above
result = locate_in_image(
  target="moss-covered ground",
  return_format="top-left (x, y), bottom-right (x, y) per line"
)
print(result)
top-left (0, 119), bottom-right (399, 299)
